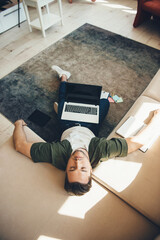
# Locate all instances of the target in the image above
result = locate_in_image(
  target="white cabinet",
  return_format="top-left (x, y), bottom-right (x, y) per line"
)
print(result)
top-left (0, 1), bottom-right (26, 34)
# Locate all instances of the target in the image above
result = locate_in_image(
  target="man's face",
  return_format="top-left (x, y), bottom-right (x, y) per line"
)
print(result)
top-left (66, 149), bottom-right (92, 184)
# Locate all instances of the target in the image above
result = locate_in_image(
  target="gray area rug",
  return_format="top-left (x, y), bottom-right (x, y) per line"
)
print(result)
top-left (0, 23), bottom-right (160, 142)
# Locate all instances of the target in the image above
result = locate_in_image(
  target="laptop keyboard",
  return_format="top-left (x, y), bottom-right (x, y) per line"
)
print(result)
top-left (65, 104), bottom-right (97, 115)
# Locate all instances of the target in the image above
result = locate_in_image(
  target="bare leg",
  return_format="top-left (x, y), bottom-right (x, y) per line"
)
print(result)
top-left (61, 74), bottom-right (68, 82)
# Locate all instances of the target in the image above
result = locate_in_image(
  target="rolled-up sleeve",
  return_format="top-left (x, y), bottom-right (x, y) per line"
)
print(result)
top-left (31, 142), bottom-right (52, 163)
top-left (30, 140), bottom-right (72, 170)
top-left (89, 137), bottom-right (128, 168)
top-left (103, 138), bottom-right (128, 159)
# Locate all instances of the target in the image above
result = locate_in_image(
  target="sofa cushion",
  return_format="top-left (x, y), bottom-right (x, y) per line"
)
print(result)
top-left (93, 95), bottom-right (160, 227)
top-left (0, 126), bottom-right (159, 239)
top-left (142, 69), bottom-right (160, 102)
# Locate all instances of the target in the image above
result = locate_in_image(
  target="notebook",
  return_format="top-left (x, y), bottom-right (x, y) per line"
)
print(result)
top-left (116, 116), bottom-right (159, 153)
top-left (61, 82), bottom-right (102, 124)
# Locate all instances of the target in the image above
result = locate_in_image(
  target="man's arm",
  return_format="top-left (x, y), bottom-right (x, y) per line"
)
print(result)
top-left (13, 119), bottom-right (33, 158)
top-left (126, 109), bottom-right (160, 154)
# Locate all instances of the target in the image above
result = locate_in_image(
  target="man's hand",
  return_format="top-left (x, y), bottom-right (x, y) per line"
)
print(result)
top-left (126, 108), bottom-right (160, 154)
top-left (150, 109), bottom-right (160, 125)
top-left (14, 119), bottom-right (27, 127)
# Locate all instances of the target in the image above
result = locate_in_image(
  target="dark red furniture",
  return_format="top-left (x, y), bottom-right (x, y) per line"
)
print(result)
top-left (133, 0), bottom-right (160, 27)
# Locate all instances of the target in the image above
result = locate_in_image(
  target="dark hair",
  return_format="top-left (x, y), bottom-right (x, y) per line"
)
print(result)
top-left (64, 173), bottom-right (92, 196)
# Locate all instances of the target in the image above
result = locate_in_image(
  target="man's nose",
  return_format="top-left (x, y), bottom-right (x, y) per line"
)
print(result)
top-left (75, 159), bottom-right (82, 168)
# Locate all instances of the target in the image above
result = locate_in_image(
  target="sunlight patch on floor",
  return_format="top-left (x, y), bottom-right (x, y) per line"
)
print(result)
top-left (123, 9), bottom-right (137, 14)
top-left (104, 3), bottom-right (131, 9)
top-left (95, 2), bottom-right (136, 15)
top-left (86, 0), bottom-right (134, 13)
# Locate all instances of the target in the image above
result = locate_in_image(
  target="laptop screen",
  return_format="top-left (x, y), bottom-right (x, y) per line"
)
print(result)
top-left (66, 83), bottom-right (102, 105)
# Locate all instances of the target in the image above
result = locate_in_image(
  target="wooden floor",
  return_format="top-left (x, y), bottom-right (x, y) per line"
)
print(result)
top-left (0, 0), bottom-right (160, 146)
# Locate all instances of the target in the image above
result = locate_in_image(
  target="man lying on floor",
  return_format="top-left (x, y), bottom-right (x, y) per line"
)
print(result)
top-left (13, 66), bottom-right (160, 196)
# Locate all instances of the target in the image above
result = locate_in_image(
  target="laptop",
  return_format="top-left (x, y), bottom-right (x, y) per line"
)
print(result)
top-left (61, 82), bottom-right (102, 124)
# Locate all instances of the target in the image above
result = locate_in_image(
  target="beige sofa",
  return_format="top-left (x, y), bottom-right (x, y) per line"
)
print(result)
top-left (0, 70), bottom-right (160, 240)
